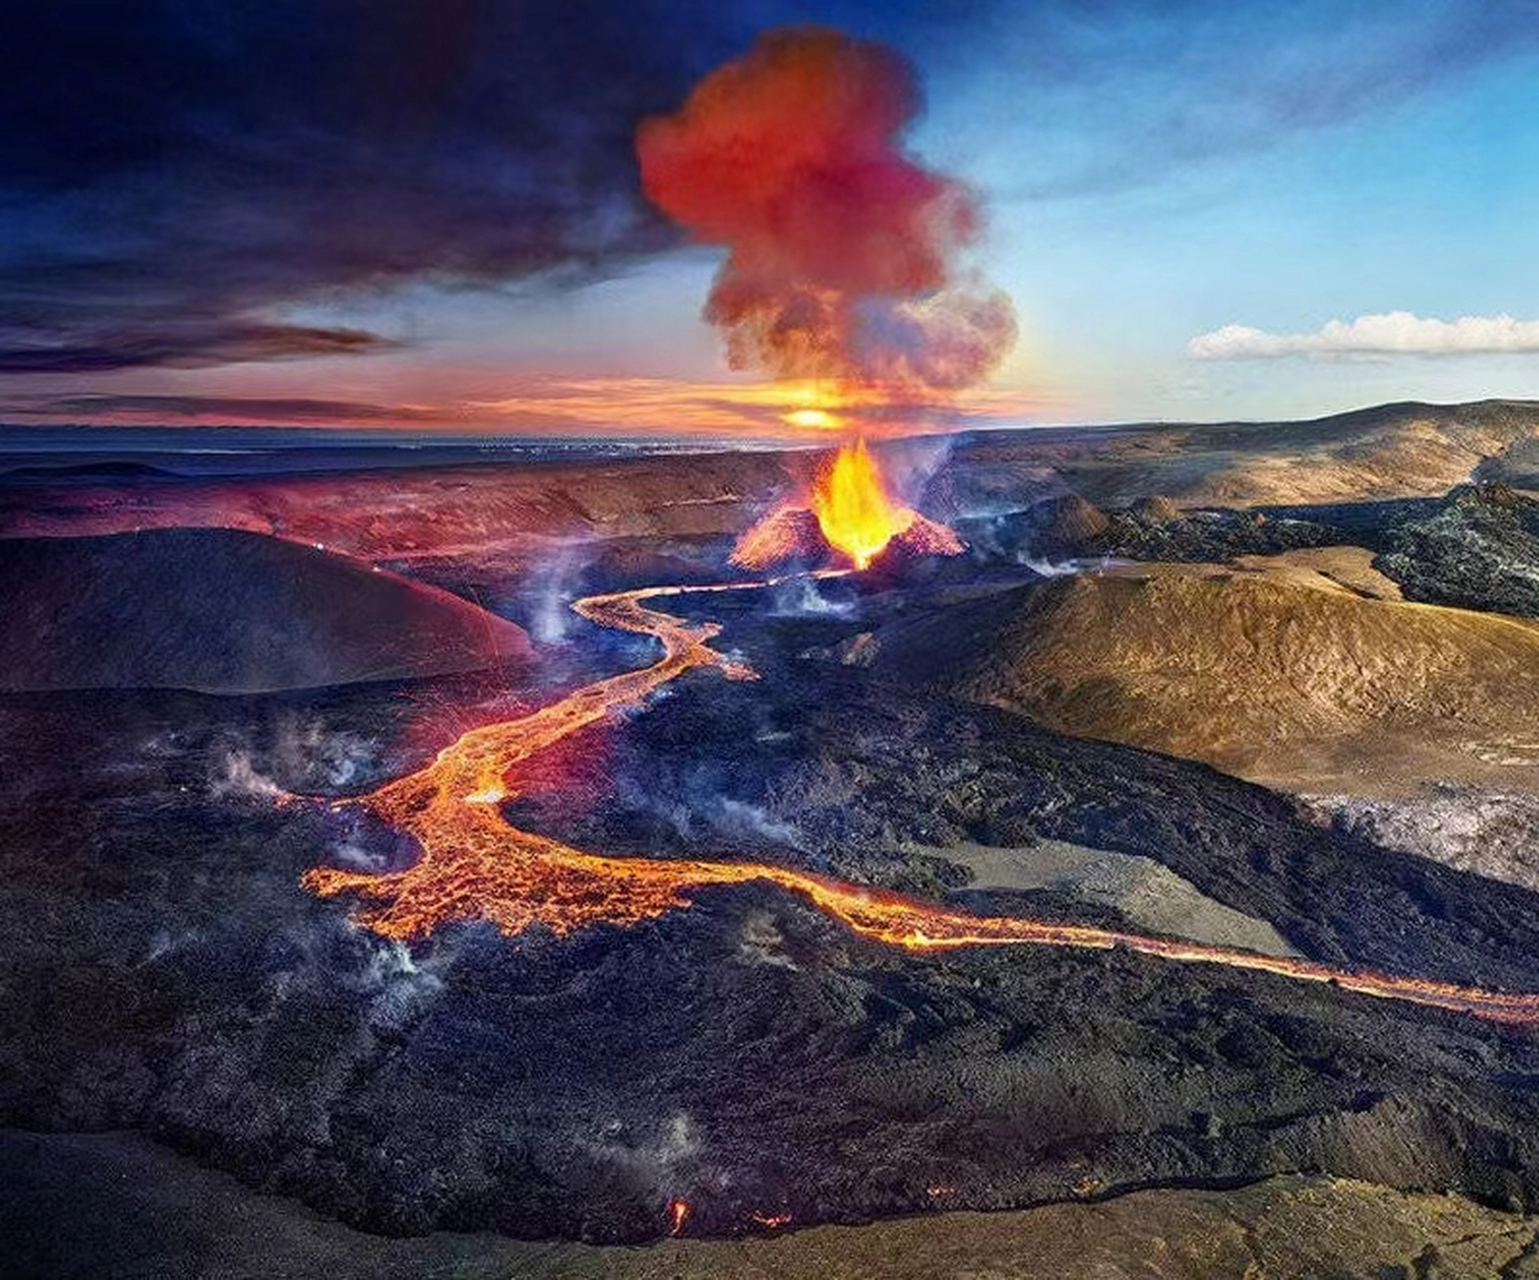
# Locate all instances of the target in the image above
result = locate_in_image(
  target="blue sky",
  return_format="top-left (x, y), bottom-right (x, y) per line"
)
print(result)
top-left (937, 4), bottom-right (1539, 421)
top-left (6, 1), bottom-right (1539, 430)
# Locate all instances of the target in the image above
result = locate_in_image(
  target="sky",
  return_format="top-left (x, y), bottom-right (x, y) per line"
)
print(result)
top-left (4, 0), bottom-right (1539, 434)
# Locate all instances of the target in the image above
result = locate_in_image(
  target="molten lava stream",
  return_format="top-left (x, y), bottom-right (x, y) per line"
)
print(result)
top-left (302, 575), bottom-right (1539, 1028)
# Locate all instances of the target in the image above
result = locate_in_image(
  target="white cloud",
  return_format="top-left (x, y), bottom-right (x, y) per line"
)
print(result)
top-left (1188, 312), bottom-right (1539, 360)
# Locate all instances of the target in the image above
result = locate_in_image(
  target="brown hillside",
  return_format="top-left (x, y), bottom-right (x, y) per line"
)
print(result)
top-left (950, 399), bottom-right (1539, 509)
top-left (871, 558), bottom-right (1539, 795)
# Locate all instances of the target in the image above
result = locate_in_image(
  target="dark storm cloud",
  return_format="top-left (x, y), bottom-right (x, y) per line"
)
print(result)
top-left (0, 321), bottom-right (393, 374)
top-left (1, 394), bottom-right (443, 423)
top-left (0, 0), bottom-right (805, 373)
top-left (4, 1), bottom-right (1536, 378)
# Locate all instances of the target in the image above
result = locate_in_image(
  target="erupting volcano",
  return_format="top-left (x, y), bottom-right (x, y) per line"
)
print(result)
top-left (731, 436), bottom-right (964, 570)
top-left (809, 438), bottom-right (910, 569)
top-left (638, 27), bottom-right (1003, 572)
top-left (297, 25), bottom-right (1539, 1031)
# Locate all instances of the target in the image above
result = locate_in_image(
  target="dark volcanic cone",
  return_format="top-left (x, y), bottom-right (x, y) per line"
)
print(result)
top-left (0, 528), bottom-right (533, 694)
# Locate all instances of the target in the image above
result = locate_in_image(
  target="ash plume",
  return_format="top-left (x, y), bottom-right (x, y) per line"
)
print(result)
top-left (637, 27), bottom-right (1016, 398)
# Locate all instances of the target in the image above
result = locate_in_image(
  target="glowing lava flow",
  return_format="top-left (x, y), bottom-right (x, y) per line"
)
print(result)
top-left (303, 576), bottom-right (1539, 1027)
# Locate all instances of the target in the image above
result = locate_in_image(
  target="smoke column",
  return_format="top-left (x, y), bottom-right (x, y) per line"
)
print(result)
top-left (637, 27), bottom-right (1016, 398)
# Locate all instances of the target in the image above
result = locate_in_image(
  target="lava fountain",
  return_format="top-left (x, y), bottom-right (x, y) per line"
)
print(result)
top-left (809, 438), bottom-right (914, 569)
top-left (730, 435), bottom-right (964, 571)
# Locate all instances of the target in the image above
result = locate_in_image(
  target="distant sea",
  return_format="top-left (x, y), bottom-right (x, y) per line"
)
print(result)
top-left (0, 424), bottom-right (800, 483)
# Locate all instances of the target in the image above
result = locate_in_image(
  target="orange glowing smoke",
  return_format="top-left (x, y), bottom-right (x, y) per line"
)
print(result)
top-left (636, 28), bottom-right (1015, 396)
top-left (808, 438), bottom-right (915, 569)
top-left (302, 575), bottom-right (1539, 1028)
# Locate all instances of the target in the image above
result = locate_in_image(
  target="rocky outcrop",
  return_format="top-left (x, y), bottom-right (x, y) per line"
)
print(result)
top-left (1305, 785), bottom-right (1539, 894)
top-left (1089, 499), bottom-right (1344, 562)
top-left (1374, 483), bottom-right (1539, 618)
top-left (953, 492), bottom-right (1110, 562)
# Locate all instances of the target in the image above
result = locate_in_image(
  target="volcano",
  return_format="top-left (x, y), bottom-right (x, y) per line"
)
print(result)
top-left (0, 527), bottom-right (533, 694)
top-left (732, 437), bottom-right (965, 571)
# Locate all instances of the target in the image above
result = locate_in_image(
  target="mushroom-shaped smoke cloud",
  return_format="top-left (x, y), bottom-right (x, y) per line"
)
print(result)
top-left (636, 27), bottom-right (1016, 397)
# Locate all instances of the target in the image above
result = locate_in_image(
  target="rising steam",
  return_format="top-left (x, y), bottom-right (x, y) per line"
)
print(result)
top-left (637, 27), bottom-right (1016, 397)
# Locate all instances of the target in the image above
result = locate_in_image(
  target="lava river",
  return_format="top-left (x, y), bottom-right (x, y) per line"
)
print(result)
top-left (303, 576), bottom-right (1539, 1027)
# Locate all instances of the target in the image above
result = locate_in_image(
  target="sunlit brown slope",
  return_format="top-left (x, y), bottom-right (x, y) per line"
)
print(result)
top-left (946, 399), bottom-right (1539, 509)
top-left (870, 557), bottom-right (1539, 795)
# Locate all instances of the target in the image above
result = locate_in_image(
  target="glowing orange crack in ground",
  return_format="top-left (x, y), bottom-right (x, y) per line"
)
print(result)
top-left (302, 575), bottom-right (1539, 1027)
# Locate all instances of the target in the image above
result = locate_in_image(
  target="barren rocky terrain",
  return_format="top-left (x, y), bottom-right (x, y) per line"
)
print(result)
top-left (6, 1130), bottom-right (1537, 1279)
top-left (865, 557), bottom-right (1539, 795)
top-left (8, 405), bottom-right (1539, 1275)
top-left (6, 400), bottom-right (1538, 558)
top-left (10, 627), bottom-right (1539, 1246)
